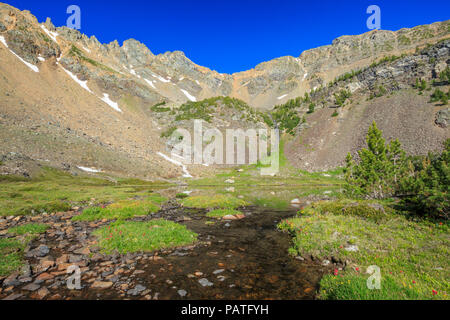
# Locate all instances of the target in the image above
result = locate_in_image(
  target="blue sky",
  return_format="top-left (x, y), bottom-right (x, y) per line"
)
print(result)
top-left (5, 0), bottom-right (450, 73)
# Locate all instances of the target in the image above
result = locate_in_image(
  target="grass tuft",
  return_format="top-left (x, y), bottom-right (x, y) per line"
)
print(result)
top-left (93, 220), bottom-right (197, 254)
top-left (180, 195), bottom-right (247, 209)
top-left (8, 223), bottom-right (49, 235)
top-left (0, 238), bottom-right (26, 276)
top-left (73, 198), bottom-right (164, 222)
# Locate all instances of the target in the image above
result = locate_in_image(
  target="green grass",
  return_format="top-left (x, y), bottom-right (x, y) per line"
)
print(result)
top-left (8, 223), bottom-right (49, 235)
top-left (93, 220), bottom-right (198, 254)
top-left (72, 196), bottom-right (165, 222)
top-left (0, 238), bottom-right (26, 277)
top-left (279, 200), bottom-right (450, 300)
top-left (173, 96), bottom-right (263, 123)
top-left (0, 167), bottom-right (169, 216)
top-left (176, 193), bottom-right (189, 199)
top-left (206, 209), bottom-right (243, 218)
top-left (68, 45), bottom-right (116, 73)
top-left (180, 194), bottom-right (247, 209)
top-left (151, 101), bottom-right (170, 113)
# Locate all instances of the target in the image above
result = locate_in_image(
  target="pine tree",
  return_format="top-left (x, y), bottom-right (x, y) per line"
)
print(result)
top-left (345, 122), bottom-right (408, 199)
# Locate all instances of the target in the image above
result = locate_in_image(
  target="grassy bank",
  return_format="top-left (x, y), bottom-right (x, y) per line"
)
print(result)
top-left (0, 167), bottom-right (170, 216)
top-left (279, 200), bottom-right (449, 300)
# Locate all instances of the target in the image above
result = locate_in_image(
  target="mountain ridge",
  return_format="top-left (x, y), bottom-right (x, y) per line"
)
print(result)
top-left (0, 2), bottom-right (448, 180)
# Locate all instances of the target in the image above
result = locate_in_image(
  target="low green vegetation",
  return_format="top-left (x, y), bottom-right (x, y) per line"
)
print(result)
top-left (279, 123), bottom-right (449, 300)
top-left (68, 45), bottom-right (116, 73)
top-left (0, 238), bottom-right (26, 277)
top-left (369, 85), bottom-right (388, 100)
top-left (206, 209), bottom-right (243, 219)
top-left (174, 97), bottom-right (262, 123)
top-left (73, 196), bottom-right (165, 222)
top-left (0, 167), bottom-right (169, 217)
top-left (279, 200), bottom-right (449, 300)
top-left (370, 54), bottom-right (405, 68)
top-left (334, 89), bottom-right (352, 107)
top-left (430, 88), bottom-right (449, 105)
top-left (150, 101), bottom-right (170, 112)
top-left (175, 193), bottom-right (189, 199)
top-left (8, 223), bottom-right (49, 235)
top-left (332, 69), bottom-right (362, 85)
top-left (93, 220), bottom-right (197, 254)
top-left (180, 194), bottom-right (247, 209)
top-left (307, 103), bottom-right (315, 114)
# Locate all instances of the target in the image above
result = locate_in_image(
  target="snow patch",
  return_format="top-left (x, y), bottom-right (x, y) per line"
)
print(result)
top-left (152, 73), bottom-right (171, 83)
top-left (303, 73), bottom-right (308, 80)
top-left (0, 36), bottom-right (39, 73)
top-left (61, 66), bottom-right (92, 93)
top-left (144, 78), bottom-right (156, 89)
top-left (0, 35), bottom-right (8, 47)
top-left (101, 93), bottom-right (122, 113)
top-left (40, 25), bottom-right (59, 43)
top-left (157, 152), bottom-right (192, 178)
top-left (277, 94), bottom-right (288, 100)
top-left (181, 89), bottom-right (197, 102)
top-left (77, 166), bottom-right (102, 173)
top-left (37, 56), bottom-right (45, 62)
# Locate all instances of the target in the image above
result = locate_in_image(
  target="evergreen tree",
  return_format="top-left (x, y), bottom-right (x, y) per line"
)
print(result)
top-left (344, 122), bottom-right (408, 199)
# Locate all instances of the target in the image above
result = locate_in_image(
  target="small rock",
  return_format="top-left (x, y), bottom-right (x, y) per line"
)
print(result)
top-left (3, 293), bottom-right (23, 300)
top-left (33, 287), bottom-right (50, 300)
top-left (322, 260), bottom-right (331, 266)
top-left (224, 179), bottom-right (235, 184)
top-left (194, 272), bottom-right (203, 277)
top-left (345, 245), bottom-right (359, 252)
top-left (69, 255), bottom-right (83, 263)
top-left (39, 259), bottom-right (56, 272)
top-left (3, 274), bottom-right (19, 287)
top-left (36, 273), bottom-right (54, 282)
top-left (74, 247), bottom-right (91, 255)
top-left (36, 245), bottom-right (50, 257)
top-left (127, 284), bottom-right (146, 296)
top-left (178, 290), bottom-right (187, 297)
top-left (222, 215), bottom-right (237, 220)
top-left (213, 269), bottom-right (225, 275)
top-left (23, 283), bottom-right (40, 291)
top-left (91, 281), bottom-right (113, 289)
top-left (198, 278), bottom-right (213, 287)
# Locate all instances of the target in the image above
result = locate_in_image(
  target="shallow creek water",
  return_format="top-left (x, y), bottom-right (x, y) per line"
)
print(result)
top-left (75, 204), bottom-right (327, 300)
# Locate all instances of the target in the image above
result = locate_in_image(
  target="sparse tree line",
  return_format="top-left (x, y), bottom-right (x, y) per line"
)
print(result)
top-left (345, 122), bottom-right (449, 219)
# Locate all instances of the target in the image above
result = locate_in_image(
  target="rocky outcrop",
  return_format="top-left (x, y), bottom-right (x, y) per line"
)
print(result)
top-left (436, 108), bottom-right (449, 128)
top-left (1, 2), bottom-right (448, 109)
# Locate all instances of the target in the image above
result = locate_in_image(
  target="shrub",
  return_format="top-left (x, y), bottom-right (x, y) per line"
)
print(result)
top-left (334, 90), bottom-right (351, 107)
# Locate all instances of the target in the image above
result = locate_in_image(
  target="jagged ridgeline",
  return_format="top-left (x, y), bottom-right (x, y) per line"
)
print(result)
top-left (0, 1), bottom-right (449, 178)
